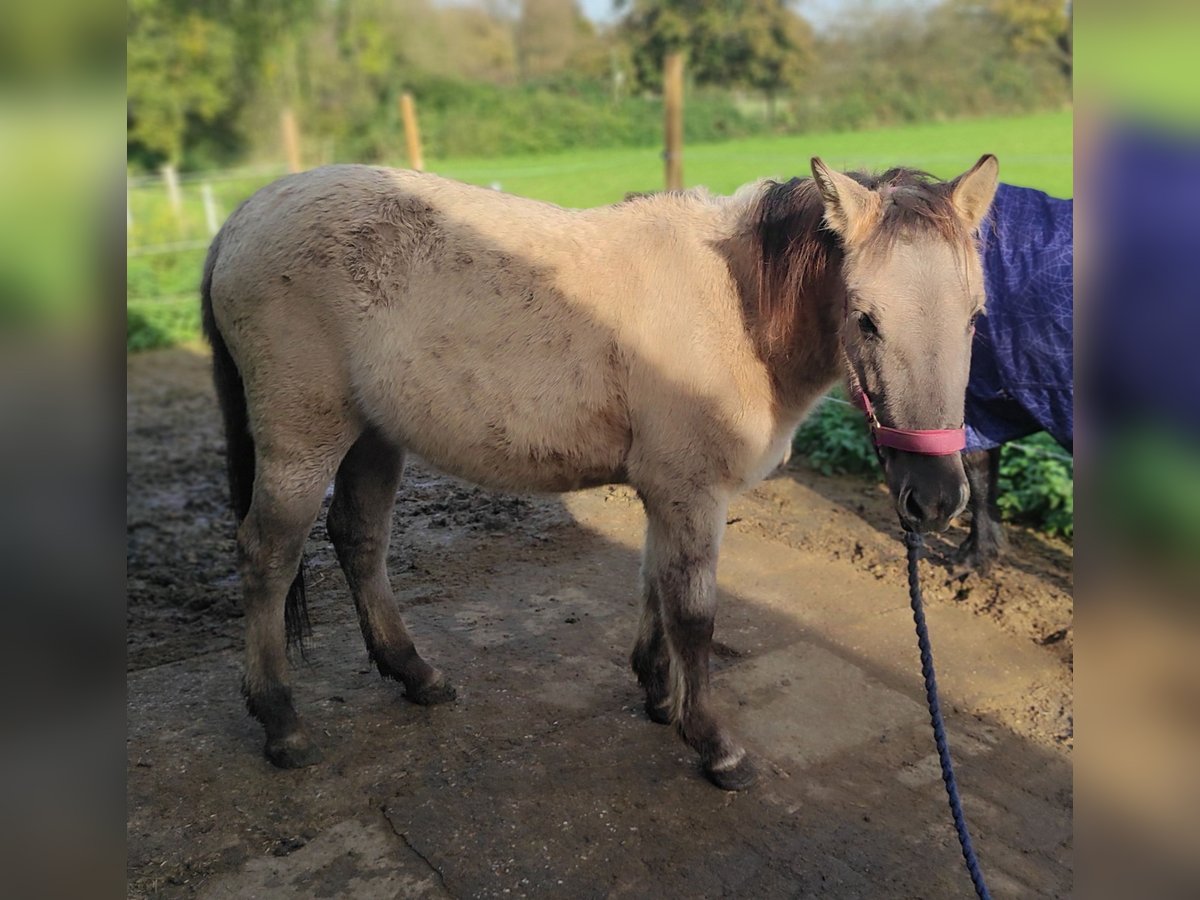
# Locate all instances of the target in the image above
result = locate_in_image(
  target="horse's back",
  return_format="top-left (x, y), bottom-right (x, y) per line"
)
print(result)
top-left (209, 166), bottom-right (643, 491)
top-left (208, 165), bottom-right (787, 495)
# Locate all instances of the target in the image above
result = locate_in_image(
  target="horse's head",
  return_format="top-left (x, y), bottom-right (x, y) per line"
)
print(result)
top-left (811, 155), bottom-right (999, 533)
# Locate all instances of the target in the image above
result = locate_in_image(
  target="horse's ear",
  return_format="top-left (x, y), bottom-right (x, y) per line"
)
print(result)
top-left (949, 154), bottom-right (999, 230)
top-left (810, 157), bottom-right (877, 241)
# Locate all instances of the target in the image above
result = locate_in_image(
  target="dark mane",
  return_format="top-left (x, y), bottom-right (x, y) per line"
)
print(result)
top-left (751, 167), bottom-right (966, 351)
top-left (752, 177), bottom-right (839, 352)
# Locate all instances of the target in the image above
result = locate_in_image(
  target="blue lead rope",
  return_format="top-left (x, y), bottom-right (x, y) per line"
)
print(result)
top-left (904, 530), bottom-right (992, 900)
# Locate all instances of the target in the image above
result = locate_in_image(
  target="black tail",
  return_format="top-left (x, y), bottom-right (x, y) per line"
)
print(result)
top-left (201, 232), bottom-right (310, 651)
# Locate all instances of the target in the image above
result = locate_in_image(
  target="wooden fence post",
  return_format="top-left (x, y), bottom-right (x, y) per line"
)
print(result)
top-left (663, 52), bottom-right (684, 192)
top-left (161, 163), bottom-right (183, 235)
top-left (161, 164), bottom-right (182, 216)
top-left (201, 183), bottom-right (221, 236)
top-left (400, 92), bottom-right (424, 171)
top-left (281, 107), bottom-right (303, 173)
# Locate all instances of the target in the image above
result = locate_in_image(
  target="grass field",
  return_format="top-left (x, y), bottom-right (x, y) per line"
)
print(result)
top-left (436, 109), bottom-right (1073, 206)
top-left (127, 110), bottom-right (1072, 349)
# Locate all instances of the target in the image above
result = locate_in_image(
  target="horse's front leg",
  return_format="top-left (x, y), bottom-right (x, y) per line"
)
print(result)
top-left (956, 447), bottom-right (1006, 573)
top-left (643, 491), bottom-right (755, 790)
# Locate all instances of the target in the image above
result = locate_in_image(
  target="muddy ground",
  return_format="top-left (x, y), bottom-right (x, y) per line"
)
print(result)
top-left (127, 347), bottom-right (1072, 898)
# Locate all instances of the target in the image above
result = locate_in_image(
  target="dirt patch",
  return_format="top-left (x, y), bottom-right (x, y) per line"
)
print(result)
top-left (725, 468), bottom-right (1073, 751)
top-left (127, 346), bottom-right (1072, 897)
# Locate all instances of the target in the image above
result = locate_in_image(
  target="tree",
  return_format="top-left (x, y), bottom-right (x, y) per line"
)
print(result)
top-left (127, 0), bottom-right (320, 168)
top-left (955, 0), bottom-right (1072, 73)
top-left (620, 0), bottom-right (815, 100)
top-left (294, 0), bottom-right (446, 162)
top-left (516, 0), bottom-right (597, 81)
top-left (127, 0), bottom-right (236, 166)
top-left (442, 7), bottom-right (520, 85)
top-left (710, 0), bottom-right (814, 114)
top-left (802, 0), bottom-right (1070, 133)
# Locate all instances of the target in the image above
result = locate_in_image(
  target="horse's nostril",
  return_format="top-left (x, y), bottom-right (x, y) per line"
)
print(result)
top-left (953, 484), bottom-right (970, 519)
top-left (904, 489), bottom-right (925, 523)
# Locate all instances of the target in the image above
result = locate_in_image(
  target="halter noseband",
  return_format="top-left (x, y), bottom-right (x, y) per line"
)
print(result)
top-left (847, 379), bottom-right (966, 456)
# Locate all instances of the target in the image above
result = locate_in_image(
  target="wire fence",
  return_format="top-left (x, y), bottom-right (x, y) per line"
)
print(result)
top-left (126, 147), bottom-right (1072, 282)
top-left (127, 166), bottom-right (288, 258)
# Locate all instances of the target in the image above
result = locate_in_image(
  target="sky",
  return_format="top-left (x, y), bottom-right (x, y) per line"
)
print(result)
top-left (575, 0), bottom-right (935, 30)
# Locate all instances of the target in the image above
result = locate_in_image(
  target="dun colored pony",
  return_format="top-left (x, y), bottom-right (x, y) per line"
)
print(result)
top-left (203, 156), bottom-right (998, 789)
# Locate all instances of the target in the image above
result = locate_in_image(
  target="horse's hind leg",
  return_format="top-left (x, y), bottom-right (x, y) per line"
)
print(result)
top-left (327, 427), bottom-right (456, 705)
top-left (631, 541), bottom-right (672, 724)
top-left (241, 442), bottom-right (350, 768)
top-left (643, 492), bottom-right (755, 790)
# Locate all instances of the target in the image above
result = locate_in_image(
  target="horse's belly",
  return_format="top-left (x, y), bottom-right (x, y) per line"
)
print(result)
top-left (427, 444), bottom-right (627, 493)
top-left (397, 411), bottom-right (630, 493)
top-left (419, 421), bottom-right (629, 493)
top-left (351, 356), bottom-right (631, 494)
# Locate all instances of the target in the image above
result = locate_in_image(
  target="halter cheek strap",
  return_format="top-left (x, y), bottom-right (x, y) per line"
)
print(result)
top-left (848, 380), bottom-right (967, 456)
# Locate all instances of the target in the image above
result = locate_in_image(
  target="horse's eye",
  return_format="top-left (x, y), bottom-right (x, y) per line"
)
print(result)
top-left (857, 313), bottom-right (879, 340)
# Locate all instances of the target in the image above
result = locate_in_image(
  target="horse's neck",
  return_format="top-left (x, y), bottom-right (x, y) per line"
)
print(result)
top-left (717, 198), bottom-right (846, 410)
top-left (771, 279), bottom-right (846, 411)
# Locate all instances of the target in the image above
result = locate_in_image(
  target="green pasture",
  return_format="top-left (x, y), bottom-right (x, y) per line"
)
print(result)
top-left (436, 109), bottom-right (1072, 206)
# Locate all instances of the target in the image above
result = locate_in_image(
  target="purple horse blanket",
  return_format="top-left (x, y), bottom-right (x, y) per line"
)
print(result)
top-left (965, 183), bottom-right (1074, 453)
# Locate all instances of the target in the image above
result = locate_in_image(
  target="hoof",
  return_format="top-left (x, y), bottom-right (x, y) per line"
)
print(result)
top-left (645, 698), bottom-right (672, 725)
top-left (704, 753), bottom-right (757, 791)
top-left (954, 541), bottom-right (998, 576)
top-left (265, 733), bottom-right (322, 769)
top-left (954, 528), bottom-right (1006, 575)
top-left (407, 676), bottom-right (457, 706)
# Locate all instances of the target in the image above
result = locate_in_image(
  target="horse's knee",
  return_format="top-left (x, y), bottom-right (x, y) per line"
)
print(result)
top-left (237, 498), bottom-right (312, 586)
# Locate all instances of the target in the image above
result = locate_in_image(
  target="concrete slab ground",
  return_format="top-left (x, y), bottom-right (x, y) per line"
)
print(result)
top-left (128, 485), bottom-right (1070, 899)
top-left (127, 348), bottom-right (1072, 898)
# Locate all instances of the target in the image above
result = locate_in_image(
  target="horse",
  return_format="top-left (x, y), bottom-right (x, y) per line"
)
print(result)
top-left (957, 183), bottom-right (1073, 572)
top-left (201, 155), bottom-right (999, 790)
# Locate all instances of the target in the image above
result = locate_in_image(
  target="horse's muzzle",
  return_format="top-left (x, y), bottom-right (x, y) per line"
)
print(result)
top-left (888, 452), bottom-right (969, 533)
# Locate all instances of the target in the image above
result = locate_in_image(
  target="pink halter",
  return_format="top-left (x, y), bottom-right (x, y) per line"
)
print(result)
top-left (848, 379), bottom-right (966, 456)
top-left (841, 282), bottom-right (966, 456)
